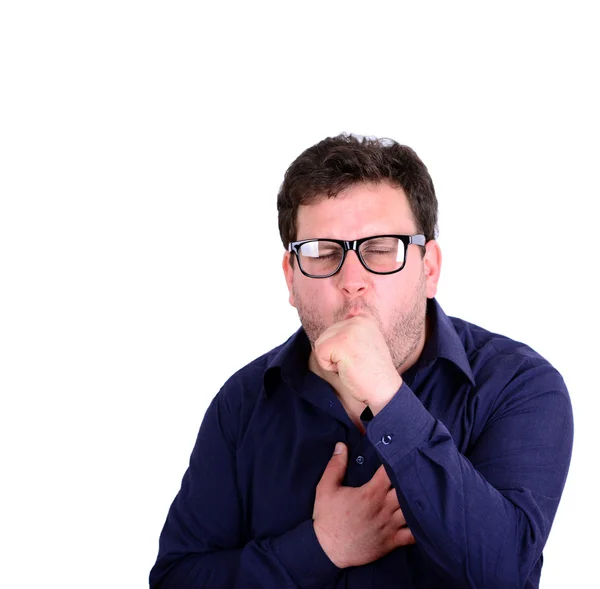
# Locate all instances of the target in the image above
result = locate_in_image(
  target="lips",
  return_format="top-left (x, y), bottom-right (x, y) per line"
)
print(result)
top-left (344, 309), bottom-right (369, 320)
top-left (337, 301), bottom-right (372, 322)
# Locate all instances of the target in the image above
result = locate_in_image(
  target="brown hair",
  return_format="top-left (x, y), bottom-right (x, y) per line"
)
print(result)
top-left (277, 133), bottom-right (438, 248)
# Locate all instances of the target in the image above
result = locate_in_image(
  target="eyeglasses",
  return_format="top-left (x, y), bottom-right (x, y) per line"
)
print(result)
top-left (288, 234), bottom-right (426, 278)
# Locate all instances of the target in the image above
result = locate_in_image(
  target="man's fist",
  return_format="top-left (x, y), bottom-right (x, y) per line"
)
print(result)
top-left (309, 315), bottom-right (402, 415)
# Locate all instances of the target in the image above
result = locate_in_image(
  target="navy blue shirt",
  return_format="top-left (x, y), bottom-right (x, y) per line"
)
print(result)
top-left (150, 299), bottom-right (573, 589)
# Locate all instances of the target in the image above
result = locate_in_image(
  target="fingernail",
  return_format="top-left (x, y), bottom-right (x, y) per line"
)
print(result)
top-left (333, 443), bottom-right (343, 455)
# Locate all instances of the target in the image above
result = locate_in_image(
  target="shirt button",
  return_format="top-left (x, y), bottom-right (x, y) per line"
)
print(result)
top-left (356, 455), bottom-right (364, 465)
top-left (382, 434), bottom-right (393, 445)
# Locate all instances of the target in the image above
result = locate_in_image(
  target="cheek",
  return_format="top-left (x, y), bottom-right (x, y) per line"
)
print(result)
top-left (374, 273), bottom-right (420, 313)
top-left (295, 277), bottom-right (337, 312)
top-left (296, 280), bottom-right (322, 304)
top-left (398, 256), bottom-right (426, 293)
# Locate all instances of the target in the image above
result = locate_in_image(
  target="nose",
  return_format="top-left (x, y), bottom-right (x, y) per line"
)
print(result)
top-left (336, 250), bottom-right (369, 296)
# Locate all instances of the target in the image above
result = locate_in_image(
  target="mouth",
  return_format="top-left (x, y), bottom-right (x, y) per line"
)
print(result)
top-left (343, 309), bottom-right (369, 320)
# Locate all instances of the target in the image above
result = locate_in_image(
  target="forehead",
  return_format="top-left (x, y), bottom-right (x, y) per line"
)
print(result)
top-left (296, 182), bottom-right (417, 240)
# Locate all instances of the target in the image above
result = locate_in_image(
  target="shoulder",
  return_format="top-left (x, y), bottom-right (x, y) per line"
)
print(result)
top-left (219, 343), bottom-right (284, 400)
top-left (449, 315), bottom-right (571, 415)
top-left (195, 340), bottom-right (289, 450)
top-left (212, 334), bottom-right (295, 423)
top-left (450, 314), bottom-right (559, 371)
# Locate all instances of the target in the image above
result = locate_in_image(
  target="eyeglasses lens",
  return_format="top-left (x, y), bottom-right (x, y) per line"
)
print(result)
top-left (298, 237), bottom-right (405, 276)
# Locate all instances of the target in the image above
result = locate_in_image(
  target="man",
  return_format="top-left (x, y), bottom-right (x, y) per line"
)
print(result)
top-left (150, 134), bottom-right (573, 588)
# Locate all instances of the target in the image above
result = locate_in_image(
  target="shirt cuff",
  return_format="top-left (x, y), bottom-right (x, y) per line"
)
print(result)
top-left (367, 381), bottom-right (435, 463)
top-left (273, 519), bottom-right (340, 588)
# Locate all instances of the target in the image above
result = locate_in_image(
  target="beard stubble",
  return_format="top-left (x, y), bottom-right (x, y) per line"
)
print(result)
top-left (294, 273), bottom-right (428, 373)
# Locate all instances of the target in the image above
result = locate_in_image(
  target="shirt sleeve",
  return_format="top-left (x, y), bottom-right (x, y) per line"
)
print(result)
top-left (149, 387), bottom-right (341, 589)
top-left (367, 360), bottom-right (573, 589)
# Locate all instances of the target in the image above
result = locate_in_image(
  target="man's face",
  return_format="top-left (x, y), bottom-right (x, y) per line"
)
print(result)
top-left (283, 182), bottom-right (441, 373)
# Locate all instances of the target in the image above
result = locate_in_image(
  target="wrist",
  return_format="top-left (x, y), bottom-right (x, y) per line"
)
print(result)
top-left (368, 374), bottom-right (403, 416)
top-left (273, 519), bottom-right (342, 586)
top-left (313, 519), bottom-right (347, 569)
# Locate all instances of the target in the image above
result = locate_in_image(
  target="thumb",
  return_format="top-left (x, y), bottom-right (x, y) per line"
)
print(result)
top-left (318, 442), bottom-right (348, 489)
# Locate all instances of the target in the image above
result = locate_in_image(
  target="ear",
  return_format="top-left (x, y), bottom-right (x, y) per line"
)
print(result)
top-left (423, 240), bottom-right (442, 298)
top-left (282, 251), bottom-right (297, 308)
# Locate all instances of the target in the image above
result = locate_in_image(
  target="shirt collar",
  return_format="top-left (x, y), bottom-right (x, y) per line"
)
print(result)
top-left (414, 298), bottom-right (476, 386)
top-left (263, 297), bottom-right (475, 397)
top-left (263, 328), bottom-right (311, 397)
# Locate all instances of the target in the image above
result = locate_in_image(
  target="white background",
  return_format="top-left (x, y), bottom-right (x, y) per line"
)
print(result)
top-left (1, 2), bottom-right (598, 588)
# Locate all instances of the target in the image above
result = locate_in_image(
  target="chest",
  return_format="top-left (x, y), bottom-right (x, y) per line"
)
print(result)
top-left (235, 379), bottom-right (478, 542)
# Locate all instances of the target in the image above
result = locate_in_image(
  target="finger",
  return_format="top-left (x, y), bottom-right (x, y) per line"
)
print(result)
top-left (390, 504), bottom-right (407, 528)
top-left (313, 339), bottom-right (341, 372)
top-left (314, 321), bottom-right (346, 345)
top-left (361, 466), bottom-right (392, 503)
top-left (394, 526), bottom-right (416, 547)
top-left (367, 464), bottom-right (392, 491)
top-left (385, 487), bottom-right (401, 510)
top-left (317, 442), bottom-right (348, 490)
top-left (314, 327), bottom-right (352, 368)
top-left (313, 327), bottom-right (341, 356)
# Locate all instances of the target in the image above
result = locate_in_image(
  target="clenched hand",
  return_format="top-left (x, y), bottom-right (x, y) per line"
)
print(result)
top-left (309, 315), bottom-right (402, 415)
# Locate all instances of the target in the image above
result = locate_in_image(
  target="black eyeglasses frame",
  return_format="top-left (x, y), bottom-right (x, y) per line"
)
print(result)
top-left (288, 234), bottom-right (427, 279)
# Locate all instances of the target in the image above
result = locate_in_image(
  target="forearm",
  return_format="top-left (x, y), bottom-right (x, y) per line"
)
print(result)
top-left (383, 426), bottom-right (541, 587)
top-left (368, 380), bottom-right (572, 588)
top-left (151, 519), bottom-right (341, 589)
